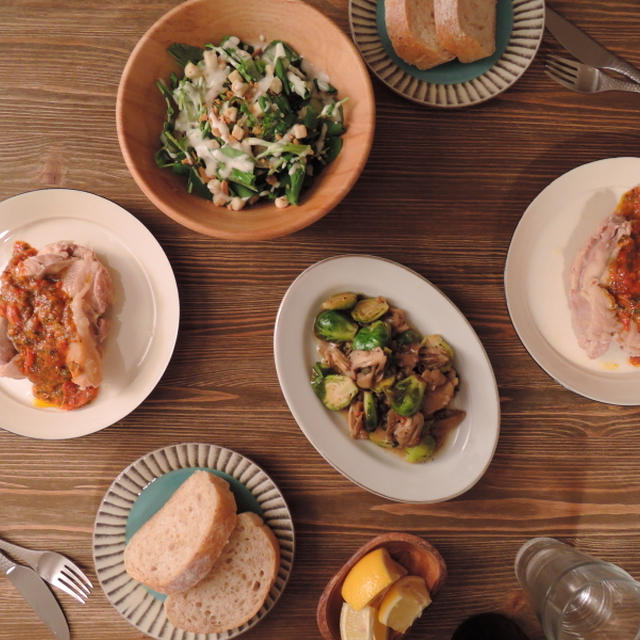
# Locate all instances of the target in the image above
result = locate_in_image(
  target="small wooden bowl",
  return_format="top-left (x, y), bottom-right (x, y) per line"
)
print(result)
top-left (317, 533), bottom-right (447, 640)
top-left (117, 0), bottom-right (375, 240)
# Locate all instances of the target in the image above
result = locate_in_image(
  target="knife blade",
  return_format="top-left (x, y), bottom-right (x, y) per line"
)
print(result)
top-left (545, 7), bottom-right (640, 85)
top-left (0, 550), bottom-right (70, 640)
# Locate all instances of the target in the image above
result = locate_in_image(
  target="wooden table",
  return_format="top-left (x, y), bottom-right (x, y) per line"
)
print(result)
top-left (1, 1), bottom-right (640, 638)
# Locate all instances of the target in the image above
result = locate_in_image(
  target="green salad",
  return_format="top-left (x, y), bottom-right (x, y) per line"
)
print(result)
top-left (155, 37), bottom-right (347, 211)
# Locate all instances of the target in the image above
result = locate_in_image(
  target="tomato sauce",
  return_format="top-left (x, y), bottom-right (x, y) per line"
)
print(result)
top-left (606, 188), bottom-right (640, 358)
top-left (0, 241), bottom-right (97, 410)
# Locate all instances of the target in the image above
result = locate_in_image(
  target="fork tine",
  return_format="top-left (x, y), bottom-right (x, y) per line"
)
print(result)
top-left (545, 59), bottom-right (578, 81)
top-left (53, 575), bottom-right (88, 604)
top-left (543, 69), bottom-right (581, 92)
top-left (63, 561), bottom-right (93, 589)
top-left (60, 567), bottom-right (91, 595)
top-left (546, 54), bottom-right (581, 72)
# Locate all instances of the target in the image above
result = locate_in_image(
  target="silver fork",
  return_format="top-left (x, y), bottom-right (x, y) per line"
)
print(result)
top-left (545, 54), bottom-right (640, 94)
top-left (0, 538), bottom-right (92, 604)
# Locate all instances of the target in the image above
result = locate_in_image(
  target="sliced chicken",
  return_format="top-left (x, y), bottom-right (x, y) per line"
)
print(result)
top-left (349, 347), bottom-right (387, 389)
top-left (568, 215), bottom-right (629, 358)
top-left (385, 409), bottom-right (424, 448)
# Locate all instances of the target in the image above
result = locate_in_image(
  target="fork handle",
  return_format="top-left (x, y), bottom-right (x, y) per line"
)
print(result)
top-left (0, 538), bottom-right (37, 568)
top-left (602, 74), bottom-right (640, 94)
top-left (603, 60), bottom-right (640, 86)
top-left (0, 549), bottom-right (16, 575)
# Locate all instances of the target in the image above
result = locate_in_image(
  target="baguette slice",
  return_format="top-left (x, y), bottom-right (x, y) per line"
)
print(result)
top-left (165, 511), bottom-right (280, 633)
top-left (385, 0), bottom-right (455, 70)
top-left (123, 470), bottom-right (237, 594)
top-left (434, 0), bottom-right (496, 63)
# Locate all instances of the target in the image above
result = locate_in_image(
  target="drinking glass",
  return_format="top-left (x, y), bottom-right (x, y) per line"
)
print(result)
top-left (515, 537), bottom-right (640, 639)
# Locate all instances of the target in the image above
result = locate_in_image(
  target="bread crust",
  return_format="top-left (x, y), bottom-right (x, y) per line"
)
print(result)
top-left (433, 0), bottom-right (496, 63)
top-left (164, 511), bottom-right (280, 633)
top-left (123, 470), bottom-right (237, 594)
top-left (385, 0), bottom-right (454, 70)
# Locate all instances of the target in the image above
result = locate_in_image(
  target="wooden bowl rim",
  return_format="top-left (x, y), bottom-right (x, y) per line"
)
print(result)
top-left (116, 0), bottom-right (375, 240)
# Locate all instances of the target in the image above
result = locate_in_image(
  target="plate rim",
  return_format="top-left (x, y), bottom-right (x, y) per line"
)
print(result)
top-left (273, 254), bottom-right (501, 503)
top-left (504, 156), bottom-right (640, 405)
top-left (0, 187), bottom-right (180, 439)
top-left (348, 0), bottom-right (545, 108)
top-left (92, 442), bottom-right (295, 640)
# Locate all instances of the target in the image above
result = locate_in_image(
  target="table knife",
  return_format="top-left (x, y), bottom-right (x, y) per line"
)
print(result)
top-left (0, 549), bottom-right (70, 640)
top-left (545, 7), bottom-right (640, 85)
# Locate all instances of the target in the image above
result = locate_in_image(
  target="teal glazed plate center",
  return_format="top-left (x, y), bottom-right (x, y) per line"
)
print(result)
top-left (376, 0), bottom-right (514, 85)
top-left (125, 467), bottom-right (262, 601)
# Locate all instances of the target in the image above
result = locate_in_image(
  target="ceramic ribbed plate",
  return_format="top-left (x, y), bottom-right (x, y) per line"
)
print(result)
top-left (93, 443), bottom-right (295, 640)
top-left (349, 0), bottom-right (544, 107)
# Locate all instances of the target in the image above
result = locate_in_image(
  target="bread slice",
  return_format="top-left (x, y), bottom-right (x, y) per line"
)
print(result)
top-left (385, 0), bottom-right (455, 70)
top-left (164, 511), bottom-right (280, 633)
top-left (434, 0), bottom-right (496, 63)
top-left (123, 470), bottom-right (237, 594)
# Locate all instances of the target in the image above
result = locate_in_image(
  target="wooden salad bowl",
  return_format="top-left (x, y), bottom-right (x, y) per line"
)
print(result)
top-left (316, 533), bottom-right (447, 640)
top-left (116, 0), bottom-right (375, 240)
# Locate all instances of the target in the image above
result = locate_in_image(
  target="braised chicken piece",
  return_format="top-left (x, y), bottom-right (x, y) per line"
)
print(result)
top-left (0, 240), bottom-right (113, 409)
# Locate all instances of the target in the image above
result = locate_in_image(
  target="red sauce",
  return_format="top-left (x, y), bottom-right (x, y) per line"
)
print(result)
top-left (0, 241), bottom-right (97, 410)
top-left (606, 187), bottom-right (640, 364)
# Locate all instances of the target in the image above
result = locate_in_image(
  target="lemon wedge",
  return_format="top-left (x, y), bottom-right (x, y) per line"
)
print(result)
top-left (377, 575), bottom-right (431, 633)
top-left (341, 547), bottom-right (407, 611)
top-left (339, 602), bottom-right (388, 640)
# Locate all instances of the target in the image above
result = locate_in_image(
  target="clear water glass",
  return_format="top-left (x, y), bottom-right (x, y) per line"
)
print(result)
top-left (515, 537), bottom-right (640, 640)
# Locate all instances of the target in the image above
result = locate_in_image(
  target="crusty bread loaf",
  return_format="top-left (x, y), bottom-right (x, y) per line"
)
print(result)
top-left (434, 0), bottom-right (496, 63)
top-left (123, 470), bottom-right (237, 594)
top-left (385, 0), bottom-right (455, 70)
top-left (164, 511), bottom-right (280, 633)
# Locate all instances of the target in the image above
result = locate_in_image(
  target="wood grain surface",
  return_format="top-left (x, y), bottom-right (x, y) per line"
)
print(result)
top-left (1, 1), bottom-right (640, 639)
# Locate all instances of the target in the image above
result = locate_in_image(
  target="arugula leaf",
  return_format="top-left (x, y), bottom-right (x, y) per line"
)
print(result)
top-left (168, 43), bottom-right (204, 67)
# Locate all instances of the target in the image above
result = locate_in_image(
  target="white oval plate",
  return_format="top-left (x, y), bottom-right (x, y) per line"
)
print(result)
top-left (274, 255), bottom-right (500, 503)
top-left (505, 157), bottom-right (640, 405)
top-left (93, 442), bottom-right (295, 640)
top-left (0, 189), bottom-right (180, 438)
top-left (349, 0), bottom-right (544, 107)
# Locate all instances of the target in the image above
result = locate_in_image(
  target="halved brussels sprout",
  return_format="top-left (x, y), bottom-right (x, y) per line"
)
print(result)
top-left (352, 320), bottom-right (391, 351)
top-left (421, 334), bottom-right (454, 359)
top-left (388, 375), bottom-right (427, 417)
top-left (317, 374), bottom-right (358, 411)
top-left (363, 391), bottom-right (378, 431)
top-left (321, 292), bottom-right (358, 310)
top-left (372, 376), bottom-right (395, 394)
top-left (396, 328), bottom-right (422, 345)
top-left (351, 296), bottom-right (389, 323)
top-left (368, 427), bottom-right (394, 448)
top-left (314, 310), bottom-right (358, 342)
top-left (404, 434), bottom-right (436, 463)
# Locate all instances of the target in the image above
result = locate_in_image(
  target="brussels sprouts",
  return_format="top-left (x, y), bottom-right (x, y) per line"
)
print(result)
top-left (352, 320), bottom-right (391, 351)
top-left (322, 292), bottom-right (358, 310)
top-left (368, 427), bottom-right (394, 448)
top-left (310, 362), bottom-right (331, 398)
top-left (404, 434), bottom-right (436, 463)
top-left (388, 375), bottom-right (427, 417)
top-left (351, 296), bottom-right (389, 323)
top-left (372, 376), bottom-right (395, 394)
top-left (317, 374), bottom-right (358, 411)
top-left (314, 310), bottom-right (358, 342)
top-left (363, 391), bottom-right (378, 431)
top-left (396, 328), bottom-right (422, 345)
top-left (422, 334), bottom-right (454, 359)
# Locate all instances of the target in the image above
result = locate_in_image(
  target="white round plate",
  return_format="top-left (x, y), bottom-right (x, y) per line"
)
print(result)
top-left (274, 255), bottom-right (500, 503)
top-left (0, 189), bottom-right (180, 438)
top-left (349, 0), bottom-right (544, 107)
top-left (93, 442), bottom-right (295, 640)
top-left (505, 157), bottom-right (640, 405)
